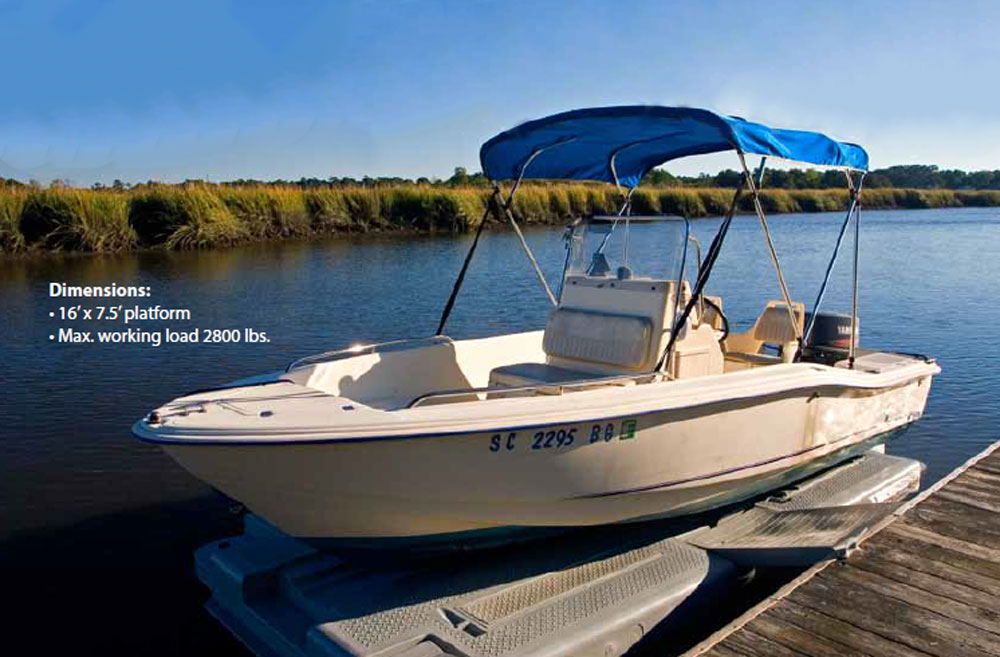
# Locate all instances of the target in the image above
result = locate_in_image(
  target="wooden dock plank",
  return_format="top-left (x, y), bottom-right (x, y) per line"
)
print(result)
top-left (958, 467), bottom-right (1000, 488)
top-left (858, 540), bottom-right (1000, 595)
top-left (767, 600), bottom-right (928, 657)
top-left (936, 487), bottom-right (1000, 515)
top-left (952, 469), bottom-right (1000, 493)
top-left (849, 552), bottom-right (1000, 626)
top-left (882, 522), bottom-right (1000, 567)
top-left (909, 497), bottom-right (1000, 549)
top-left (942, 475), bottom-right (1000, 502)
top-left (960, 458), bottom-right (1000, 476)
top-left (684, 438), bottom-right (1000, 657)
top-left (828, 560), bottom-right (1000, 636)
top-left (788, 574), bottom-right (998, 657)
top-left (973, 461), bottom-right (1000, 477)
top-left (720, 628), bottom-right (812, 657)
top-left (744, 612), bottom-right (872, 657)
top-left (701, 643), bottom-right (753, 657)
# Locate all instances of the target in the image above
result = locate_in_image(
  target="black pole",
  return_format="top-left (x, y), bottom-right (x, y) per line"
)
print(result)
top-left (800, 173), bottom-right (860, 353)
top-left (436, 189), bottom-right (499, 335)
top-left (656, 177), bottom-right (745, 372)
top-left (849, 175), bottom-right (864, 369)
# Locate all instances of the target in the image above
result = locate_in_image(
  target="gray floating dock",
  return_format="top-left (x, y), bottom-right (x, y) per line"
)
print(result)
top-left (685, 438), bottom-right (1000, 657)
top-left (195, 452), bottom-right (923, 657)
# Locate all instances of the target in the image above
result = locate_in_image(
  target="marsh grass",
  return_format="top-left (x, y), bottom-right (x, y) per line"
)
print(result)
top-left (0, 187), bottom-right (27, 252)
top-left (76, 192), bottom-right (136, 252)
top-left (218, 186), bottom-right (310, 239)
top-left (2, 183), bottom-right (997, 255)
top-left (128, 186), bottom-right (246, 249)
top-left (380, 187), bottom-right (486, 231)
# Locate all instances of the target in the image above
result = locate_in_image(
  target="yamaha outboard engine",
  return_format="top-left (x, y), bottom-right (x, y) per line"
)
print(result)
top-left (802, 312), bottom-right (859, 365)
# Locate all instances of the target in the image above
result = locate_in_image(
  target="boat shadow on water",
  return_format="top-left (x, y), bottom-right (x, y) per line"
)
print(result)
top-left (0, 495), bottom-right (247, 656)
top-left (0, 492), bottom-right (780, 657)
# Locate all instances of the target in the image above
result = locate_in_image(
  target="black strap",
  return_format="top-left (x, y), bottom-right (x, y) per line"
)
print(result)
top-left (656, 181), bottom-right (744, 371)
top-left (436, 190), bottom-right (498, 335)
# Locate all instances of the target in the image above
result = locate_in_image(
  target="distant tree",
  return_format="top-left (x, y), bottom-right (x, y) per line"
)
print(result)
top-left (819, 170), bottom-right (844, 188)
top-left (467, 171), bottom-right (489, 186)
top-left (863, 173), bottom-right (893, 188)
top-left (447, 167), bottom-right (469, 186)
top-left (641, 168), bottom-right (679, 187)
top-left (870, 165), bottom-right (941, 188)
top-left (966, 170), bottom-right (1000, 190)
top-left (764, 170), bottom-right (787, 188)
top-left (714, 169), bottom-right (742, 188)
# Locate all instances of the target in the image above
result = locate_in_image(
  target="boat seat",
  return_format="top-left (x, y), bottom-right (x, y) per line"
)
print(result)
top-left (724, 300), bottom-right (804, 369)
top-left (724, 352), bottom-right (783, 370)
top-left (542, 308), bottom-right (653, 370)
top-left (488, 309), bottom-right (655, 396)
top-left (489, 362), bottom-right (601, 387)
top-left (487, 362), bottom-right (609, 398)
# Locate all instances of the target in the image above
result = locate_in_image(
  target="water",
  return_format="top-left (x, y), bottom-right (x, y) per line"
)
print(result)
top-left (2, 207), bottom-right (998, 653)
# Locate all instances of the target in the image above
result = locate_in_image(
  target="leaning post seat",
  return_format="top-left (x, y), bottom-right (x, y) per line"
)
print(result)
top-left (489, 275), bottom-right (683, 391)
top-left (543, 308), bottom-right (653, 370)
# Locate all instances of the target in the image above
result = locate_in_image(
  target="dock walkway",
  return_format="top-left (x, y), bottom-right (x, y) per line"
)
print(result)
top-left (687, 439), bottom-right (1000, 657)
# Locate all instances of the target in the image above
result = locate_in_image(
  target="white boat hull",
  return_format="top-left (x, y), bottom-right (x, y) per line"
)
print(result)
top-left (146, 359), bottom-right (935, 544)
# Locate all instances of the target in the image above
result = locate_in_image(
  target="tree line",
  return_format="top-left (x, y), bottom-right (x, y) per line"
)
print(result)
top-left (643, 164), bottom-right (1000, 190)
top-left (1, 163), bottom-right (997, 191)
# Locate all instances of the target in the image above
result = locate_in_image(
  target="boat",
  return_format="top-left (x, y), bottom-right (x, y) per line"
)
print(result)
top-left (133, 105), bottom-right (940, 549)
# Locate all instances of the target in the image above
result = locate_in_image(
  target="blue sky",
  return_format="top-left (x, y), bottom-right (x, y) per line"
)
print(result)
top-left (1, 0), bottom-right (997, 185)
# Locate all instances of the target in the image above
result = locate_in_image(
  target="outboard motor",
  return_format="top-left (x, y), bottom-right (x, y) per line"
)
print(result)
top-left (803, 312), bottom-right (859, 364)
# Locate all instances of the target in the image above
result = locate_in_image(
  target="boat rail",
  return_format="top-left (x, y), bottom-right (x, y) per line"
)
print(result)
top-left (406, 371), bottom-right (662, 409)
top-left (285, 336), bottom-right (453, 372)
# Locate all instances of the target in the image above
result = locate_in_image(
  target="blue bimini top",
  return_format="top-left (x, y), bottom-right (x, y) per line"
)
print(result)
top-left (479, 105), bottom-right (868, 188)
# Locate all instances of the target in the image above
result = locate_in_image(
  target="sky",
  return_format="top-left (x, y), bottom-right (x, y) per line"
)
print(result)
top-left (0, 0), bottom-right (998, 185)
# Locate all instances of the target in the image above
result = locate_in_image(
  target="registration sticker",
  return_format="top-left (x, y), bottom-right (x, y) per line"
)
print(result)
top-left (620, 419), bottom-right (638, 440)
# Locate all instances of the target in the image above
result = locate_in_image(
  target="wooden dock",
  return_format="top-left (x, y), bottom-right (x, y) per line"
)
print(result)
top-left (685, 439), bottom-right (1000, 657)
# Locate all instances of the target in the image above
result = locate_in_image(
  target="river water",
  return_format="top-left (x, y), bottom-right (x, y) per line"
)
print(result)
top-left (2, 207), bottom-right (998, 654)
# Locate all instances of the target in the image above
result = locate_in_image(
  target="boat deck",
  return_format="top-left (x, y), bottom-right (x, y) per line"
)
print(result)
top-left (685, 437), bottom-right (1000, 657)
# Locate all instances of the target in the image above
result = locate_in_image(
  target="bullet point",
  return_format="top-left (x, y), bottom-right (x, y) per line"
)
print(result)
top-left (49, 312), bottom-right (55, 317)
top-left (49, 335), bottom-right (55, 340)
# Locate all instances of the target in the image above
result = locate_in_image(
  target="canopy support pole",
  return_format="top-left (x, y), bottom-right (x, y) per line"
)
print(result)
top-left (849, 174), bottom-right (865, 369)
top-left (497, 195), bottom-right (558, 307)
top-left (436, 188), bottom-right (501, 335)
top-left (800, 172), bottom-right (864, 355)
top-left (656, 179), bottom-right (745, 374)
top-left (496, 146), bottom-right (559, 307)
top-left (738, 152), bottom-right (803, 351)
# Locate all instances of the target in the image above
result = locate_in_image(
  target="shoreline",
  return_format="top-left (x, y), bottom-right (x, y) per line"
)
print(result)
top-left (2, 184), bottom-right (998, 257)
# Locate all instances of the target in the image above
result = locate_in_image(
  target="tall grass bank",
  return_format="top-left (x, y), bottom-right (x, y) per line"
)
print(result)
top-left (2, 184), bottom-right (998, 255)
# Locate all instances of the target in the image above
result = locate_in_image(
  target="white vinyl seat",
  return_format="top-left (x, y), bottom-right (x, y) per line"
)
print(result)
top-left (488, 308), bottom-right (656, 392)
top-left (724, 300), bottom-right (804, 369)
top-left (542, 308), bottom-right (653, 370)
top-left (488, 362), bottom-right (602, 395)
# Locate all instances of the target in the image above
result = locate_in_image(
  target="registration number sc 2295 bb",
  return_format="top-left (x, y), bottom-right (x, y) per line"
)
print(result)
top-left (488, 419), bottom-right (638, 453)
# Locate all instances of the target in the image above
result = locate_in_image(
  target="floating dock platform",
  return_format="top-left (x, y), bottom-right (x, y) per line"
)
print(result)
top-left (685, 438), bottom-right (1000, 657)
top-left (195, 451), bottom-right (922, 657)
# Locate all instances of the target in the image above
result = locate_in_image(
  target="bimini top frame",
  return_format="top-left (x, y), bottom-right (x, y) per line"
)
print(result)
top-left (438, 105), bottom-right (867, 369)
top-left (480, 105), bottom-right (868, 190)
